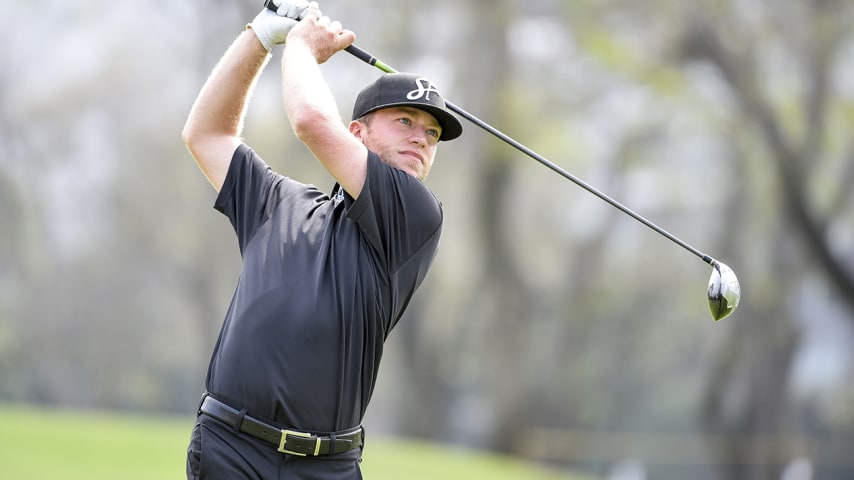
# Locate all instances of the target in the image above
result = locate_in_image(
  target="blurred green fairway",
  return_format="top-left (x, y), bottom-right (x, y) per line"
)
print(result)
top-left (0, 405), bottom-right (594, 479)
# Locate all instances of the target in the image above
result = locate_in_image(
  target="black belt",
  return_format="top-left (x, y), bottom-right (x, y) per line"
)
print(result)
top-left (198, 395), bottom-right (363, 456)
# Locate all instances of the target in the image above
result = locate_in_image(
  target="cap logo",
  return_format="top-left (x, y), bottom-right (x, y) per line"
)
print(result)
top-left (406, 77), bottom-right (441, 102)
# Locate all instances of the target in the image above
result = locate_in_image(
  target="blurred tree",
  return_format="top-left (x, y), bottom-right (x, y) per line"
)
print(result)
top-left (674, 1), bottom-right (854, 478)
top-left (387, 1), bottom-right (854, 479)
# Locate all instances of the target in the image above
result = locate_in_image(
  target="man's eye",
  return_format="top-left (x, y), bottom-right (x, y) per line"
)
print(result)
top-left (399, 118), bottom-right (412, 126)
top-left (427, 129), bottom-right (440, 139)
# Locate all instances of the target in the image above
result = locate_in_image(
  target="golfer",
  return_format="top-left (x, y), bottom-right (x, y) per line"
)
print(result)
top-left (181, 0), bottom-right (462, 478)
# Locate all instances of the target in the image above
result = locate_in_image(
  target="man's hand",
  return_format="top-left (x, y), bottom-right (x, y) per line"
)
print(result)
top-left (286, 4), bottom-right (355, 64)
top-left (249, 0), bottom-right (309, 52)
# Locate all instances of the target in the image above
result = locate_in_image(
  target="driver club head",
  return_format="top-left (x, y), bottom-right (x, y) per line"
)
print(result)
top-left (707, 261), bottom-right (741, 321)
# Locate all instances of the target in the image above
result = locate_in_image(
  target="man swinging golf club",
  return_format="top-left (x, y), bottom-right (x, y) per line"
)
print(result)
top-left (181, 0), bottom-right (462, 477)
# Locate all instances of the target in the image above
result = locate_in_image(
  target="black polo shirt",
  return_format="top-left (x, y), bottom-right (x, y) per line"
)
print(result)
top-left (204, 144), bottom-right (442, 433)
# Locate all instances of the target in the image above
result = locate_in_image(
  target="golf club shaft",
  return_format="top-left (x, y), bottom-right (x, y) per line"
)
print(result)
top-left (344, 47), bottom-right (716, 267)
top-left (262, 1), bottom-right (715, 266)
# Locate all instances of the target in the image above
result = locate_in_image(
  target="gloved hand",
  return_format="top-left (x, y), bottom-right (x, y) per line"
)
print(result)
top-left (249, 0), bottom-right (310, 52)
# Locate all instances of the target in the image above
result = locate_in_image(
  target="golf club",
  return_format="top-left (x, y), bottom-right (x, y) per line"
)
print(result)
top-left (265, 0), bottom-right (741, 321)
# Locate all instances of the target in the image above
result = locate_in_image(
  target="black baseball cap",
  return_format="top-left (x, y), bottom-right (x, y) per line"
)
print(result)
top-left (351, 73), bottom-right (463, 141)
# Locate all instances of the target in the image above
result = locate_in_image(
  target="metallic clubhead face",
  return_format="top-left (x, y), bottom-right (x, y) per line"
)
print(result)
top-left (707, 261), bottom-right (741, 321)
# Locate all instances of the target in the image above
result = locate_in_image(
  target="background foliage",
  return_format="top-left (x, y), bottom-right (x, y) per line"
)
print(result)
top-left (2, 0), bottom-right (853, 479)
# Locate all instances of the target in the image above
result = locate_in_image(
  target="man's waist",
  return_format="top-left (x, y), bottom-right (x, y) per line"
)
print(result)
top-left (198, 394), bottom-right (363, 457)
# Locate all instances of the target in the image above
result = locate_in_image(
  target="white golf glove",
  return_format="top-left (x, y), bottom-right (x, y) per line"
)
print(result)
top-left (249, 0), bottom-right (310, 52)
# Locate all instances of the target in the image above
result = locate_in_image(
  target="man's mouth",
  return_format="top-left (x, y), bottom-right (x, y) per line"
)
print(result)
top-left (400, 150), bottom-right (424, 163)
top-left (399, 150), bottom-right (424, 164)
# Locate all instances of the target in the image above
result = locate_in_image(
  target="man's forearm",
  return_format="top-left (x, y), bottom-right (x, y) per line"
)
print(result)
top-left (184, 30), bottom-right (269, 142)
top-left (281, 37), bottom-right (369, 197)
top-left (182, 30), bottom-right (270, 190)
top-left (281, 40), bottom-right (342, 142)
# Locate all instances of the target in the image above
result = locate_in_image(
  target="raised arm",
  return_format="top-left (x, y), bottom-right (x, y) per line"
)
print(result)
top-left (182, 2), bottom-right (305, 192)
top-left (182, 32), bottom-right (268, 192)
top-left (280, 6), bottom-right (366, 197)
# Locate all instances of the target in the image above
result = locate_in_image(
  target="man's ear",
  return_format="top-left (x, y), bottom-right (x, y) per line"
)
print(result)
top-left (349, 120), bottom-right (364, 140)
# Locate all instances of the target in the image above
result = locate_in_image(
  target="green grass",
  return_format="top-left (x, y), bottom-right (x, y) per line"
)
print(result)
top-left (360, 439), bottom-right (592, 480)
top-left (0, 405), bottom-right (594, 479)
top-left (0, 405), bottom-right (190, 479)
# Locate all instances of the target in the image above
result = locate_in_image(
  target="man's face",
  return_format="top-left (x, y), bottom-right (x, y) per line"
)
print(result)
top-left (351, 106), bottom-right (441, 181)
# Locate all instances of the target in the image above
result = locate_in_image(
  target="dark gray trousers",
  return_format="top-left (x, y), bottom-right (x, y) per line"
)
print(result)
top-left (186, 414), bottom-right (363, 480)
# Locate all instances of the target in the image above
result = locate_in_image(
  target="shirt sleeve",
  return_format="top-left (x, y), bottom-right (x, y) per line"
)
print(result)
top-left (347, 151), bottom-right (443, 277)
top-left (213, 144), bottom-right (282, 255)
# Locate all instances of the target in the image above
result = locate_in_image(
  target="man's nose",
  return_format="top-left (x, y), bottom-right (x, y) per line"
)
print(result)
top-left (409, 131), bottom-right (427, 146)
